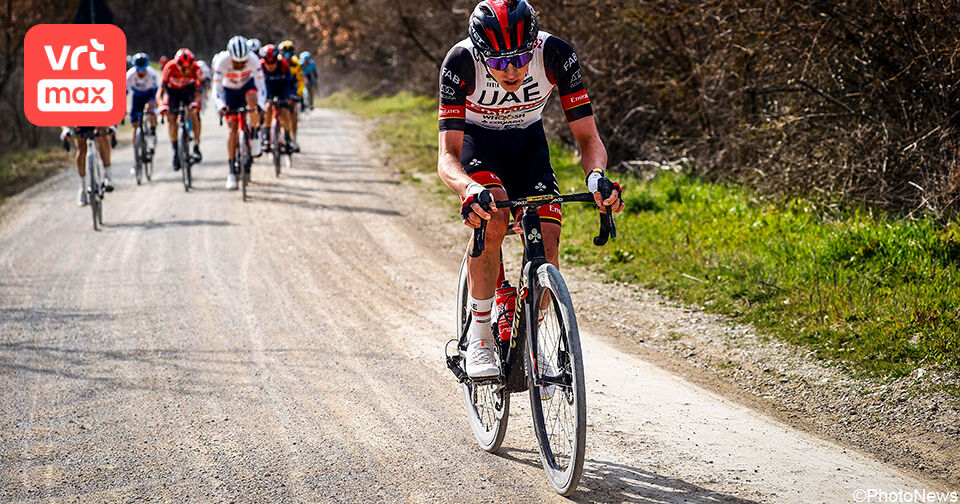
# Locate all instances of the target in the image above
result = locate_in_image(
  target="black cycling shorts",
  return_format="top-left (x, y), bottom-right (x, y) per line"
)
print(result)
top-left (165, 86), bottom-right (195, 112)
top-left (460, 120), bottom-right (561, 225)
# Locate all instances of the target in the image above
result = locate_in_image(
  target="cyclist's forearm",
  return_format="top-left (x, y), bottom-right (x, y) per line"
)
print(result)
top-left (438, 152), bottom-right (473, 198)
top-left (577, 134), bottom-right (607, 177)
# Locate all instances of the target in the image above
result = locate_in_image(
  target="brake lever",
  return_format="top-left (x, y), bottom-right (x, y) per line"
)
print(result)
top-left (593, 179), bottom-right (616, 246)
top-left (470, 222), bottom-right (487, 258)
top-left (468, 191), bottom-right (494, 258)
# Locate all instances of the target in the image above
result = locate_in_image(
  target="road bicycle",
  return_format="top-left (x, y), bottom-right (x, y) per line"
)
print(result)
top-left (67, 129), bottom-right (113, 231)
top-left (220, 106), bottom-right (254, 201)
top-left (174, 104), bottom-right (198, 192)
top-left (445, 181), bottom-right (617, 495)
top-left (133, 103), bottom-right (156, 185)
top-left (269, 97), bottom-right (295, 177)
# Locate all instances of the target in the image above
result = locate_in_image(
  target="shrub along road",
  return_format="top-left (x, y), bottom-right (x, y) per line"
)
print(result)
top-left (0, 107), bottom-right (949, 502)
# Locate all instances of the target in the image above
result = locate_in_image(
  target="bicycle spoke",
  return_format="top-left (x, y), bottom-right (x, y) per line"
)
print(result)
top-left (537, 296), bottom-right (576, 471)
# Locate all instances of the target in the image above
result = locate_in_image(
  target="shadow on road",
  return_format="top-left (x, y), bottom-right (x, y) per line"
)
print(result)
top-left (497, 447), bottom-right (760, 504)
top-left (252, 194), bottom-right (401, 216)
top-left (107, 219), bottom-right (234, 230)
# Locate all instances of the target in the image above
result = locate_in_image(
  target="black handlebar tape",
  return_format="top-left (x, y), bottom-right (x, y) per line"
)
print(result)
top-left (467, 190), bottom-right (494, 257)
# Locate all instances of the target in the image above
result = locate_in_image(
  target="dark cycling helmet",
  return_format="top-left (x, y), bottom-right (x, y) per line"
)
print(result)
top-left (262, 44), bottom-right (279, 64)
top-left (175, 48), bottom-right (195, 67)
top-left (133, 52), bottom-right (149, 71)
top-left (468, 0), bottom-right (539, 58)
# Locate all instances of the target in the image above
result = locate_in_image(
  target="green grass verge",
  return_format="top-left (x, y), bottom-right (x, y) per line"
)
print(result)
top-left (0, 146), bottom-right (71, 203)
top-left (321, 92), bottom-right (960, 378)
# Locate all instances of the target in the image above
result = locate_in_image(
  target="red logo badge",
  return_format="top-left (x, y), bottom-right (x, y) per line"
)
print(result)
top-left (23, 24), bottom-right (126, 127)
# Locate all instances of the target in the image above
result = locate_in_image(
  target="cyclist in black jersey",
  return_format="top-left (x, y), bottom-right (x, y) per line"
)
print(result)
top-left (438, 0), bottom-right (624, 378)
top-left (260, 44), bottom-right (300, 152)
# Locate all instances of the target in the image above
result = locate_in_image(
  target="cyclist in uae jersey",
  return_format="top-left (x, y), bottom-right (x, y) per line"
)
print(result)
top-left (213, 35), bottom-right (267, 190)
top-left (158, 48), bottom-right (203, 170)
top-left (437, 0), bottom-right (623, 378)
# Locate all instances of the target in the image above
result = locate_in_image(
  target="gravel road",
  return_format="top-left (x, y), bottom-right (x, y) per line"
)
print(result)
top-left (0, 108), bottom-right (949, 503)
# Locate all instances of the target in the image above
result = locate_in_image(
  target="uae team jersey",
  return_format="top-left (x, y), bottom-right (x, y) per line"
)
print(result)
top-left (126, 66), bottom-right (159, 97)
top-left (211, 51), bottom-right (267, 110)
top-left (438, 31), bottom-right (592, 131)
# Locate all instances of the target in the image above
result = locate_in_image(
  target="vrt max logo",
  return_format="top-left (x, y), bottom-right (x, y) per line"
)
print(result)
top-left (24, 24), bottom-right (126, 126)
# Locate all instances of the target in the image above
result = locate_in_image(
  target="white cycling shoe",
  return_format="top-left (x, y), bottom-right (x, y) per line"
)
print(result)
top-left (225, 172), bottom-right (238, 190)
top-left (465, 339), bottom-right (500, 378)
top-left (77, 186), bottom-right (88, 207)
top-left (102, 172), bottom-right (115, 192)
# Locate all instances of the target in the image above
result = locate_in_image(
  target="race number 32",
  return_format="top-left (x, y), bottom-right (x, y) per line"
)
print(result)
top-left (24, 24), bottom-right (126, 126)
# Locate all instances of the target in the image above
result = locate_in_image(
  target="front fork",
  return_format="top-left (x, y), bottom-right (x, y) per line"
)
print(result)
top-left (517, 209), bottom-right (547, 383)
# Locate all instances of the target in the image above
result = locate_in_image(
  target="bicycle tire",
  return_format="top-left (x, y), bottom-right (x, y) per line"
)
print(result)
top-left (88, 149), bottom-right (99, 231)
top-left (134, 126), bottom-right (144, 185)
top-left (146, 124), bottom-right (155, 182)
top-left (526, 263), bottom-right (586, 496)
top-left (457, 254), bottom-right (510, 453)
top-left (178, 124), bottom-right (190, 192)
top-left (273, 121), bottom-right (281, 177)
top-left (239, 129), bottom-right (249, 201)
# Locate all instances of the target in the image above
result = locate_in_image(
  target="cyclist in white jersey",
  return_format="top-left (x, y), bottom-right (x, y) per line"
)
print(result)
top-left (213, 35), bottom-right (267, 189)
top-left (126, 52), bottom-right (159, 173)
top-left (438, 0), bottom-right (623, 378)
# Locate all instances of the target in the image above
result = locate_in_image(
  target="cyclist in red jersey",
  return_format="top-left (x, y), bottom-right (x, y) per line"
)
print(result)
top-left (157, 48), bottom-right (203, 171)
top-left (438, 0), bottom-right (623, 378)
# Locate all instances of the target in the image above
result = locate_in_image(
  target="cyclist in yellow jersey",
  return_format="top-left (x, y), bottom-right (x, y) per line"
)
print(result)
top-left (279, 40), bottom-right (304, 151)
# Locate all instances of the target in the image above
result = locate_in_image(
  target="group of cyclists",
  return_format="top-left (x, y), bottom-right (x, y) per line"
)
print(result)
top-left (60, 0), bottom-right (623, 381)
top-left (63, 36), bottom-right (320, 204)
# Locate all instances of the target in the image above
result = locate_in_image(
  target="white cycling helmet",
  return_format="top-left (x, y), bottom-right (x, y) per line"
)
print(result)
top-left (227, 35), bottom-right (249, 62)
top-left (246, 37), bottom-right (261, 54)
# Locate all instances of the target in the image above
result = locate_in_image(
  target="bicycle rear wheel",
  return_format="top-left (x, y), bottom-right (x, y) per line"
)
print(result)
top-left (457, 255), bottom-right (510, 452)
top-left (526, 263), bottom-right (585, 496)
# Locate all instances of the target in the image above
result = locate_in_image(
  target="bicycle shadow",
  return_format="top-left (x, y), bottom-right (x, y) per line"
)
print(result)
top-left (497, 447), bottom-right (761, 503)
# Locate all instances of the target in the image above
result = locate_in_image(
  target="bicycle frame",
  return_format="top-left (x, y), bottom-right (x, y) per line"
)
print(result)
top-left (449, 190), bottom-right (616, 391)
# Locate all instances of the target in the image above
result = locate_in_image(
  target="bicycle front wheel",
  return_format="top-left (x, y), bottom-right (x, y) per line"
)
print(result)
top-left (457, 254), bottom-right (510, 452)
top-left (526, 263), bottom-right (586, 496)
top-left (87, 150), bottom-right (99, 231)
top-left (273, 122), bottom-right (281, 177)
top-left (178, 131), bottom-right (190, 192)
top-left (239, 130), bottom-right (250, 201)
top-left (134, 126), bottom-right (144, 185)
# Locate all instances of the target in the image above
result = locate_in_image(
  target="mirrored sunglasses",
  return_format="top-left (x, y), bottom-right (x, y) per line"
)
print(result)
top-left (485, 51), bottom-right (533, 71)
